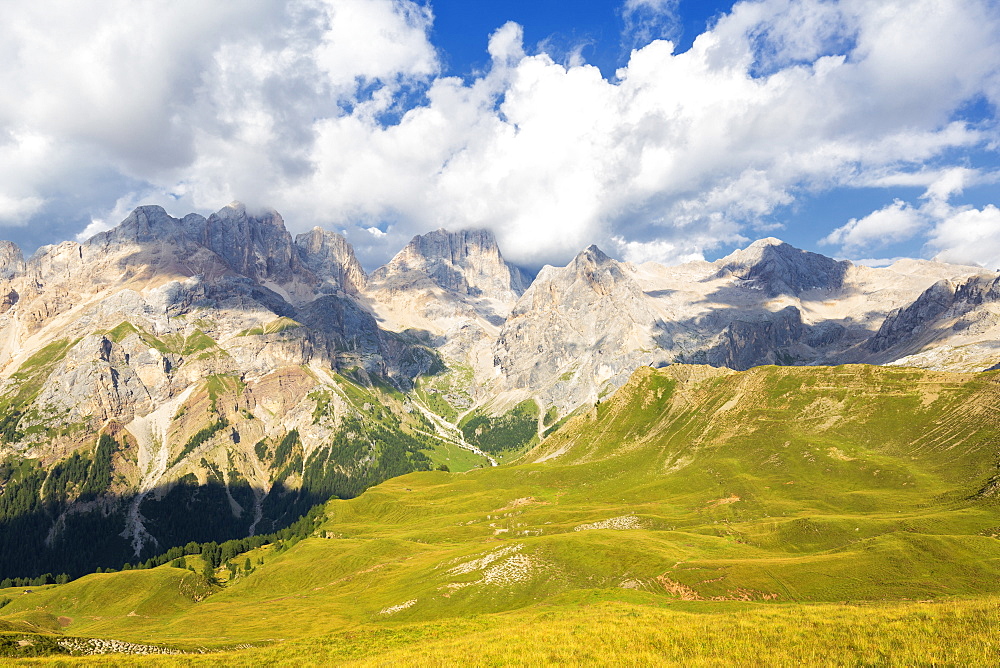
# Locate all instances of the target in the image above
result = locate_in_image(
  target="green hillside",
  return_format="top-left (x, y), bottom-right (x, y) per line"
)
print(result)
top-left (3, 363), bottom-right (1000, 663)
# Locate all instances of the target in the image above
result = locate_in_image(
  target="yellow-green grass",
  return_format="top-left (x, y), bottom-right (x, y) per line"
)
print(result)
top-left (12, 597), bottom-right (1000, 666)
top-left (3, 364), bottom-right (1000, 661)
top-left (237, 317), bottom-right (302, 337)
top-left (421, 440), bottom-right (489, 472)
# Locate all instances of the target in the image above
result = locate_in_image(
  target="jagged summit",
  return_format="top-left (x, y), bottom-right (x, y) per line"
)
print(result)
top-left (213, 201), bottom-right (285, 226)
top-left (0, 240), bottom-right (25, 280)
top-left (202, 202), bottom-right (303, 285)
top-left (496, 241), bottom-right (660, 408)
top-left (577, 244), bottom-right (613, 264)
top-left (294, 227), bottom-right (367, 295)
top-left (559, 244), bottom-right (634, 298)
top-left (88, 205), bottom-right (207, 249)
top-left (715, 237), bottom-right (851, 295)
top-left (371, 228), bottom-right (528, 301)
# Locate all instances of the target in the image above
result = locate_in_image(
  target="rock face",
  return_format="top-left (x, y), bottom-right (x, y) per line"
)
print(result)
top-left (866, 280), bottom-right (961, 354)
top-left (0, 242), bottom-right (22, 316)
top-left (88, 205), bottom-right (206, 249)
top-left (0, 241), bottom-right (24, 280)
top-left (365, 229), bottom-right (533, 395)
top-left (371, 228), bottom-right (527, 301)
top-left (866, 273), bottom-right (1000, 370)
top-left (715, 237), bottom-right (851, 296)
top-left (494, 246), bottom-right (667, 409)
top-left (709, 305), bottom-right (806, 370)
top-left (295, 227), bottom-right (367, 295)
top-left (202, 202), bottom-right (304, 285)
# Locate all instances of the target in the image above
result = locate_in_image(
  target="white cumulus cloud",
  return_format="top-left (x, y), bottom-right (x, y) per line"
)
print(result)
top-left (821, 200), bottom-right (926, 253)
top-left (0, 0), bottom-right (997, 271)
top-left (927, 205), bottom-right (1000, 270)
top-left (822, 167), bottom-right (1000, 262)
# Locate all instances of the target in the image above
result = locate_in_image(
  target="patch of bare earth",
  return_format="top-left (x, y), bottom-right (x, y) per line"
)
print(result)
top-left (657, 575), bottom-right (778, 602)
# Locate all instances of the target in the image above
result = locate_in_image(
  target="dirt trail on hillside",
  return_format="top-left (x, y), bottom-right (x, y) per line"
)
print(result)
top-left (411, 399), bottom-right (497, 466)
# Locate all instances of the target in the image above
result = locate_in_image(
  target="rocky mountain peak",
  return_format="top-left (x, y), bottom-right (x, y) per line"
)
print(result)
top-left (576, 244), bottom-right (612, 265)
top-left (496, 243), bottom-right (662, 409)
top-left (203, 201), bottom-right (302, 285)
top-left (214, 201), bottom-right (284, 226)
top-left (371, 228), bottom-right (528, 301)
top-left (87, 205), bottom-right (207, 249)
top-left (715, 237), bottom-right (850, 295)
top-left (295, 227), bottom-right (367, 295)
top-left (563, 244), bottom-right (631, 298)
top-left (0, 240), bottom-right (25, 280)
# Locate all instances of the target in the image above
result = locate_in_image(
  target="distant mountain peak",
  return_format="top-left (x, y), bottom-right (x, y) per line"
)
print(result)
top-left (747, 236), bottom-right (785, 248)
top-left (0, 240), bottom-right (24, 281)
top-left (202, 203), bottom-right (301, 284)
top-left (295, 227), bottom-right (367, 295)
top-left (715, 238), bottom-right (850, 296)
top-left (372, 228), bottom-right (528, 300)
top-left (212, 201), bottom-right (285, 228)
top-left (578, 244), bottom-right (612, 263)
top-left (87, 205), bottom-right (205, 248)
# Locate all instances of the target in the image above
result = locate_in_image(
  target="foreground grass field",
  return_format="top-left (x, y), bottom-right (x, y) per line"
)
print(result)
top-left (10, 597), bottom-right (1000, 665)
top-left (2, 363), bottom-right (1000, 663)
top-left (224, 596), bottom-right (1000, 666)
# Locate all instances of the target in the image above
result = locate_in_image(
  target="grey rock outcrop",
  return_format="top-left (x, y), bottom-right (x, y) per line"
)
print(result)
top-left (0, 241), bottom-right (23, 315)
top-left (865, 273), bottom-right (1000, 367)
top-left (955, 274), bottom-right (1000, 305)
top-left (33, 335), bottom-right (155, 425)
top-left (866, 279), bottom-right (960, 354)
top-left (709, 305), bottom-right (806, 370)
top-left (0, 241), bottom-right (24, 280)
top-left (295, 227), bottom-right (367, 295)
top-left (371, 228), bottom-right (528, 301)
top-left (715, 237), bottom-right (850, 296)
top-left (364, 229), bottom-right (532, 385)
top-left (87, 205), bottom-right (206, 249)
top-left (202, 202), bottom-right (304, 285)
top-left (493, 245), bottom-right (667, 409)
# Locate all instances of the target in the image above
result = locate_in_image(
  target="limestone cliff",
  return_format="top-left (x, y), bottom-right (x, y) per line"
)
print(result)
top-left (370, 228), bottom-right (527, 301)
top-left (365, 228), bottom-right (531, 401)
top-left (867, 272), bottom-right (1000, 370)
top-left (714, 237), bottom-right (850, 296)
top-left (493, 245), bottom-right (667, 411)
top-left (295, 227), bottom-right (367, 295)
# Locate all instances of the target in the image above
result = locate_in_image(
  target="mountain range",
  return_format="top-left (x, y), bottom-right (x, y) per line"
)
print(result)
top-left (0, 201), bottom-right (998, 578)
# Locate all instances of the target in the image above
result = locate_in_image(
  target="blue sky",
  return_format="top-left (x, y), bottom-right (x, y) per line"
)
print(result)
top-left (431, 0), bottom-right (734, 78)
top-left (1, 0), bottom-right (999, 270)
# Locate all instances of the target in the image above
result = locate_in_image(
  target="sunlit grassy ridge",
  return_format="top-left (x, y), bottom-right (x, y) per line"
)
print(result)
top-left (2, 363), bottom-right (1000, 662)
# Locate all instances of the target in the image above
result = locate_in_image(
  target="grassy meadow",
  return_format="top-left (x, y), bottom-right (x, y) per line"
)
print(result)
top-left (2, 363), bottom-right (1000, 663)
